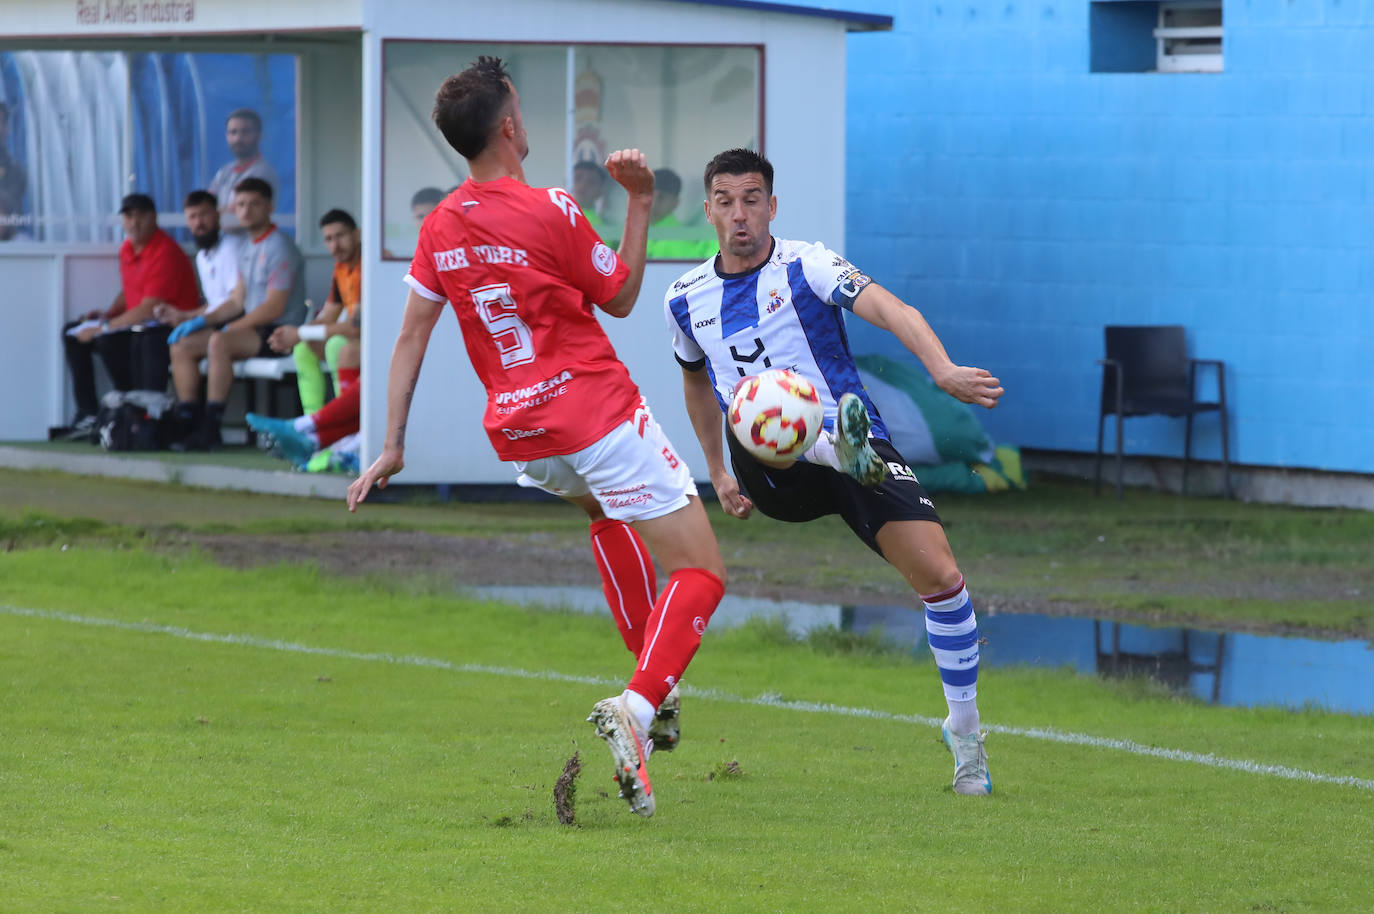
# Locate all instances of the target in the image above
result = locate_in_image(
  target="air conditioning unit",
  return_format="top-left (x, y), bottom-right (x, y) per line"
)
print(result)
top-left (1155, 1), bottom-right (1223, 73)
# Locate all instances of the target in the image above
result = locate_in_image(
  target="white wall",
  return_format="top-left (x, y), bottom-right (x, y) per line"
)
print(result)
top-left (361, 0), bottom-right (853, 484)
top-left (0, 255), bottom-right (62, 438)
top-left (298, 43), bottom-right (363, 256)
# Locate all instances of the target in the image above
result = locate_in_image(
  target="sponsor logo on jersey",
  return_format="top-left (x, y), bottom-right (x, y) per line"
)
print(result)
top-left (672, 272), bottom-right (709, 292)
top-left (886, 461), bottom-right (919, 483)
top-left (434, 247), bottom-right (470, 272)
top-left (694, 316), bottom-right (717, 328)
top-left (501, 426), bottom-right (547, 440)
top-left (591, 242), bottom-right (617, 276)
top-left (471, 244), bottom-right (528, 266)
top-left (494, 370), bottom-right (574, 405)
top-left (766, 289), bottom-right (785, 314)
top-left (548, 188), bottom-right (580, 227)
top-left (603, 491), bottom-right (654, 509)
top-left (600, 483), bottom-right (646, 497)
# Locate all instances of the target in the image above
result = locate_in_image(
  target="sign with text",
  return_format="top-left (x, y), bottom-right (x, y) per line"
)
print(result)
top-left (76, 1), bottom-right (196, 26)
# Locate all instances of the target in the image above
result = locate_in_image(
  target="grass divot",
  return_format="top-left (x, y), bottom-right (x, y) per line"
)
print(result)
top-left (554, 751), bottom-right (581, 825)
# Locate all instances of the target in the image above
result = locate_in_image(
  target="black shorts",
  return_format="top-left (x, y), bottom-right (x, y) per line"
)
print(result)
top-left (254, 325), bottom-right (277, 357)
top-left (727, 430), bottom-right (942, 556)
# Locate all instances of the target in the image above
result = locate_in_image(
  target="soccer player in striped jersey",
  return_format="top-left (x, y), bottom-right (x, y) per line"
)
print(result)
top-left (347, 57), bottom-right (726, 818)
top-left (665, 148), bottom-right (1004, 795)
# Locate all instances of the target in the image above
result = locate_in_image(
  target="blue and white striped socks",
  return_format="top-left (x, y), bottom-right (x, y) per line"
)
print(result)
top-left (922, 575), bottom-right (981, 736)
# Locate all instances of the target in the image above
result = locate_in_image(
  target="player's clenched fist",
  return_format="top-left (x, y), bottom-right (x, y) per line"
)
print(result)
top-left (605, 149), bottom-right (654, 197)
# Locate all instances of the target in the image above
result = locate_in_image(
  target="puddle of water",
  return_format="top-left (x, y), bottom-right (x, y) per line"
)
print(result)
top-left (462, 586), bottom-right (1374, 716)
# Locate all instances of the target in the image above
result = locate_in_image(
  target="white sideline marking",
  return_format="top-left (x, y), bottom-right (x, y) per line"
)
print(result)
top-left (6, 604), bottom-right (1373, 793)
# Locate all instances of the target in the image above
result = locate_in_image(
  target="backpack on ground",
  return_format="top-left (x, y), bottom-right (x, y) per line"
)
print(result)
top-left (96, 390), bottom-right (176, 451)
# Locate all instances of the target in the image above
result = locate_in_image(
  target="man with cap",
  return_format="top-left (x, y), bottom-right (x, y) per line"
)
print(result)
top-left (60, 193), bottom-right (200, 437)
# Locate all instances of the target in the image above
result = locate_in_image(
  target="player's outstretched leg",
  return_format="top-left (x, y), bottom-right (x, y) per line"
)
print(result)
top-left (923, 575), bottom-right (991, 795)
top-left (834, 393), bottom-right (886, 487)
top-left (587, 693), bottom-right (655, 817)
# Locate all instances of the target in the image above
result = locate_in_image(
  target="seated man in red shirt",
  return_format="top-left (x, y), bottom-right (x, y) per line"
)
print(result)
top-left (61, 193), bottom-right (200, 437)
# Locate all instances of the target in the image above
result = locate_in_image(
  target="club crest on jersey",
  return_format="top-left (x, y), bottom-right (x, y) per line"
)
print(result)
top-left (766, 289), bottom-right (785, 314)
top-left (591, 242), bottom-right (617, 276)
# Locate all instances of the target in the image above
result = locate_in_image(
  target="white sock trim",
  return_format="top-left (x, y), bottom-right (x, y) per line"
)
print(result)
top-left (624, 689), bottom-right (655, 732)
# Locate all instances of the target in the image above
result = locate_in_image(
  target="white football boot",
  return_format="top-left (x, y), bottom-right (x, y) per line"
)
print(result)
top-left (834, 393), bottom-right (887, 487)
top-left (587, 695), bottom-right (655, 817)
top-left (941, 717), bottom-right (992, 796)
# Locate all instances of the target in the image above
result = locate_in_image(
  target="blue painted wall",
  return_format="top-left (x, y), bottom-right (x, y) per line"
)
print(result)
top-left (845, 1), bottom-right (1374, 473)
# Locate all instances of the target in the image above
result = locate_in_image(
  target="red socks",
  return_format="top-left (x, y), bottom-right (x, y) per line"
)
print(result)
top-left (590, 518), bottom-right (657, 656)
top-left (311, 378), bottom-right (360, 448)
top-left (589, 520), bottom-right (725, 709)
top-left (628, 567), bottom-right (725, 709)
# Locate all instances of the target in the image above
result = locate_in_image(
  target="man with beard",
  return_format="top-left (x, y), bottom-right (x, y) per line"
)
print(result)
top-left (157, 190), bottom-right (244, 330)
top-left (266, 208), bottom-right (361, 415)
top-left (207, 108), bottom-right (280, 218)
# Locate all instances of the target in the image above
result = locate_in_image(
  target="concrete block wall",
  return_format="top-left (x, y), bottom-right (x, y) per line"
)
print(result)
top-left (845, 0), bottom-right (1374, 473)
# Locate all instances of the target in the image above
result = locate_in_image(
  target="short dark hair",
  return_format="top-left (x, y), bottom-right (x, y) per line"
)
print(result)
top-left (654, 168), bottom-right (682, 197)
top-left (118, 193), bottom-right (156, 215)
top-left (183, 189), bottom-right (217, 209)
top-left (226, 108), bottom-right (262, 131)
top-left (432, 56), bottom-right (513, 160)
top-left (319, 208), bottom-right (357, 231)
top-left (704, 147), bottom-right (773, 196)
top-left (234, 177), bottom-right (273, 201)
top-left (411, 186), bottom-right (444, 208)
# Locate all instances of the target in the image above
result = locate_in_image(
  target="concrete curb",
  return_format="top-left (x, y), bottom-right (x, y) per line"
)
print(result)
top-left (0, 445), bottom-right (351, 500)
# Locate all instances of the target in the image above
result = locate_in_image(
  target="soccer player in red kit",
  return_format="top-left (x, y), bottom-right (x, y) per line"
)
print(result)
top-left (347, 56), bottom-right (725, 819)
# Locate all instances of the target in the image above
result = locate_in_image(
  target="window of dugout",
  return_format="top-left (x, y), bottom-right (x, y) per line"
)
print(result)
top-left (0, 50), bottom-right (297, 244)
top-left (381, 40), bottom-right (761, 262)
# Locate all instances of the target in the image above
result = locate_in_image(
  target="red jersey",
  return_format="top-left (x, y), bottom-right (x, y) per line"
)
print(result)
top-left (405, 176), bottom-right (639, 461)
top-left (119, 228), bottom-right (199, 313)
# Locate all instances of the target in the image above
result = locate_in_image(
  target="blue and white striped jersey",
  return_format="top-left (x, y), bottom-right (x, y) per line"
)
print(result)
top-left (664, 237), bottom-right (888, 438)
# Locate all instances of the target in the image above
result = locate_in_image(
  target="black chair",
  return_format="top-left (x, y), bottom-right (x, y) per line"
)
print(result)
top-left (1095, 325), bottom-right (1231, 500)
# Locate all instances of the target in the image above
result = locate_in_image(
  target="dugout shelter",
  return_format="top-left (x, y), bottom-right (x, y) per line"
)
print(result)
top-left (0, 0), bottom-right (891, 485)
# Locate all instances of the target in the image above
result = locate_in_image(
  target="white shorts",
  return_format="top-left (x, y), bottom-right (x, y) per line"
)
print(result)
top-left (514, 402), bottom-right (698, 522)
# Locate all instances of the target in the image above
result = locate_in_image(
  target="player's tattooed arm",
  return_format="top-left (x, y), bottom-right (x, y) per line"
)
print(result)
top-left (394, 369), bottom-right (420, 448)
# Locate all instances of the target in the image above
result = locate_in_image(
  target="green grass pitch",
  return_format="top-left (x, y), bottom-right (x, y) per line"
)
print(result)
top-left (2, 544), bottom-right (1371, 913)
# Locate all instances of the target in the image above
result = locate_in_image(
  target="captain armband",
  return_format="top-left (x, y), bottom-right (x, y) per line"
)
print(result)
top-left (829, 269), bottom-right (874, 311)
